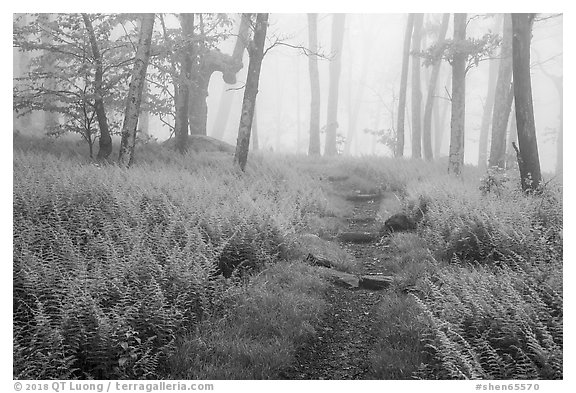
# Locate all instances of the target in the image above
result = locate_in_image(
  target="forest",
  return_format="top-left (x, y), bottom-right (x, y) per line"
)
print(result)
top-left (12, 13), bottom-right (562, 381)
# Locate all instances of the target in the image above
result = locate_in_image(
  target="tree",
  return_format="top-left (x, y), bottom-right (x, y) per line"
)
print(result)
top-left (234, 13), bottom-right (268, 171)
top-left (422, 13), bottom-right (450, 161)
top-left (13, 14), bottom-right (135, 157)
top-left (82, 13), bottom-right (113, 160)
top-left (410, 13), bottom-right (424, 159)
top-left (324, 14), bottom-right (346, 156)
top-left (188, 14), bottom-right (240, 136)
top-left (307, 13), bottom-right (321, 156)
top-left (477, 15), bottom-right (502, 170)
top-left (211, 14), bottom-right (251, 139)
top-left (396, 14), bottom-right (415, 157)
top-left (511, 13), bottom-right (541, 192)
top-left (448, 13), bottom-right (467, 176)
top-left (173, 13), bottom-right (194, 153)
top-left (488, 14), bottom-right (513, 169)
top-left (433, 68), bottom-right (451, 158)
top-left (118, 13), bottom-right (155, 167)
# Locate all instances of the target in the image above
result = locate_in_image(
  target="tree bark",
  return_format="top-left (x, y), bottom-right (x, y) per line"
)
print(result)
top-left (434, 70), bottom-right (451, 158)
top-left (422, 13), bottom-right (450, 161)
top-left (307, 13), bottom-right (321, 156)
top-left (411, 13), bottom-right (424, 159)
top-left (324, 14), bottom-right (346, 156)
top-left (511, 13), bottom-right (541, 192)
top-left (118, 13), bottom-right (155, 167)
top-left (174, 13), bottom-right (194, 153)
top-left (448, 13), bottom-right (467, 176)
top-left (488, 14), bottom-right (514, 169)
top-left (82, 14), bottom-right (112, 160)
top-left (234, 13), bottom-right (268, 171)
top-left (396, 14), bottom-right (415, 157)
top-left (211, 14), bottom-right (251, 139)
top-left (251, 103), bottom-right (259, 151)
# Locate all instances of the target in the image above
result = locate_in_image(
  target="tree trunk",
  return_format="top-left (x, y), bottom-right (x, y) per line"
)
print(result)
top-left (307, 14), bottom-right (321, 155)
top-left (251, 104), bottom-right (259, 151)
top-left (422, 13), bottom-right (450, 161)
top-left (173, 14), bottom-right (194, 153)
top-left (410, 13), bottom-right (424, 159)
top-left (477, 58), bottom-right (499, 169)
top-left (488, 14), bottom-right (514, 169)
top-left (511, 13), bottom-right (541, 192)
top-left (82, 14), bottom-right (113, 160)
top-left (396, 14), bottom-right (415, 157)
top-left (118, 13), bottom-right (155, 167)
top-left (448, 13), bottom-right (467, 176)
top-left (324, 14), bottom-right (346, 156)
top-left (211, 14), bottom-right (251, 139)
top-left (505, 106), bottom-right (517, 169)
top-left (234, 13), bottom-right (268, 171)
top-left (434, 70), bottom-right (451, 158)
top-left (477, 15), bottom-right (502, 170)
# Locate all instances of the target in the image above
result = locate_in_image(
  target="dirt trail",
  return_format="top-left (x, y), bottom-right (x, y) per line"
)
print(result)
top-left (280, 185), bottom-right (397, 380)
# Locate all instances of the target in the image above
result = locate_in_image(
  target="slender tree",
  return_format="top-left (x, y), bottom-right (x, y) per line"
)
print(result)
top-left (448, 13), bottom-right (467, 176)
top-left (234, 13), bottom-right (268, 171)
top-left (488, 14), bottom-right (514, 168)
top-left (82, 13), bottom-right (112, 160)
top-left (411, 13), bottom-right (424, 158)
top-left (118, 13), bottom-right (155, 167)
top-left (396, 14), bottom-right (415, 157)
top-left (434, 70), bottom-right (451, 158)
top-left (307, 13), bottom-right (321, 155)
top-left (324, 14), bottom-right (346, 156)
top-left (477, 14), bottom-right (502, 170)
top-left (511, 13), bottom-right (541, 192)
top-left (422, 13), bottom-right (450, 161)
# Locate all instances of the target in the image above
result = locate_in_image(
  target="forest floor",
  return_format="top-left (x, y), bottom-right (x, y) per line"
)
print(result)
top-left (280, 177), bottom-right (409, 379)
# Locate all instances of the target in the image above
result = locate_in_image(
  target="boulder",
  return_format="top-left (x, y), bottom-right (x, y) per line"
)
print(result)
top-left (163, 135), bottom-right (235, 154)
top-left (381, 213), bottom-right (416, 234)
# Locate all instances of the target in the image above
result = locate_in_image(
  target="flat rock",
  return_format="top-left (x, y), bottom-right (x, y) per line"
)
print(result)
top-left (287, 233), bottom-right (359, 273)
top-left (328, 271), bottom-right (360, 289)
top-left (338, 232), bottom-right (379, 243)
top-left (359, 275), bottom-right (393, 290)
top-left (327, 175), bottom-right (349, 182)
top-left (345, 193), bottom-right (382, 202)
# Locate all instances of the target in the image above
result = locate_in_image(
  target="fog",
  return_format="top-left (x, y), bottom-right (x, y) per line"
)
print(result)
top-left (148, 13), bottom-right (560, 172)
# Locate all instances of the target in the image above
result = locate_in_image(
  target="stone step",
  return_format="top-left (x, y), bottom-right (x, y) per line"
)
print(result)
top-left (327, 175), bottom-right (350, 182)
top-left (359, 275), bottom-right (393, 290)
top-left (338, 231), bottom-right (379, 243)
top-left (345, 193), bottom-right (383, 202)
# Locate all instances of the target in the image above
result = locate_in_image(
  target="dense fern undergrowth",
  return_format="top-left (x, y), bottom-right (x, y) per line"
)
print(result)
top-left (13, 136), bottom-right (562, 380)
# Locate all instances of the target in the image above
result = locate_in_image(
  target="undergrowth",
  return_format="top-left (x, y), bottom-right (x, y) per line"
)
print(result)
top-left (13, 147), bottom-right (328, 379)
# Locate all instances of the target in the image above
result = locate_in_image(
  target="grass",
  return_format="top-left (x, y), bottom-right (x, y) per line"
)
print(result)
top-left (13, 135), bottom-right (563, 380)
